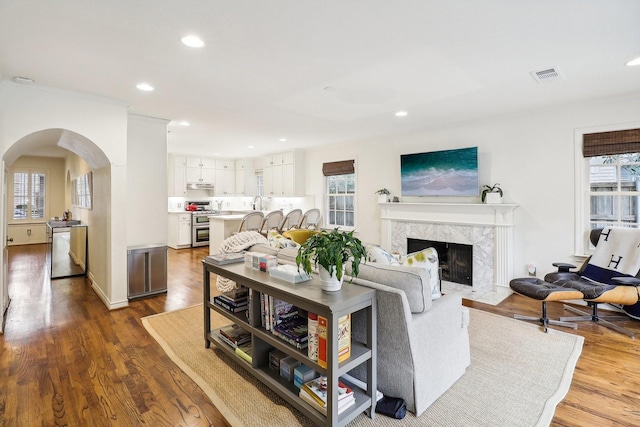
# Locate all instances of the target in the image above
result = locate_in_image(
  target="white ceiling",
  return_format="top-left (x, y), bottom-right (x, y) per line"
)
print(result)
top-left (1, 0), bottom-right (639, 159)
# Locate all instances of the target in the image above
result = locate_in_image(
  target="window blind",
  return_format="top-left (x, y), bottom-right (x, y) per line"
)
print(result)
top-left (583, 128), bottom-right (640, 157)
top-left (322, 160), bottom-right (355, 176)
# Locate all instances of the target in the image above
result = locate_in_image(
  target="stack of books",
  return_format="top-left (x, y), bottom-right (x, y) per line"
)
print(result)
top-left (235, 341), bottom-right (253, 363)
top-left (218, 324), bottom-right (251, 349)
top-left (213, 287), bottom-right (249, 313)
top-left (260, 294), bottom-right (310, 349)
top-left (299, 376), bottom-right (355, 415)
top-left (206, 252), bottom-right (245, 265)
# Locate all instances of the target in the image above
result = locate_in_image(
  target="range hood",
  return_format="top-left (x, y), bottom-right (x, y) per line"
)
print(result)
top-left (187, 182), bottom-right (215, 190)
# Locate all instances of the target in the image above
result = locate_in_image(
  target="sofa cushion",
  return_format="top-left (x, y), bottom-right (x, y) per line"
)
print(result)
top-left (403, 248), bottom-right (441, 299)
top-left (266, 230), bottom-right (300, 249)
top-left (277, 247), bottom-right (299, 265)
top-left (247, 243), bottom-right (279, 256)
top-left (355, 263), bottom-right (432, 313)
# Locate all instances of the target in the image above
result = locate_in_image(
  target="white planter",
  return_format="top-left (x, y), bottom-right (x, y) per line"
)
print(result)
top-left (318, 266), bottom-right (343, 292)
top-left (378, 194), bottom-right (388, 203)
top-left (485, 192), bottom-right (503, 204)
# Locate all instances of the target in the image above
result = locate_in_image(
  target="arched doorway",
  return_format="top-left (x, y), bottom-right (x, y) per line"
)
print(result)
top-left (0, 128), bottom-right (112, 332)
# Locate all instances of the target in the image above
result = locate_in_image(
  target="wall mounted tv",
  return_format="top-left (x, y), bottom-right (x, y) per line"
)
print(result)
top-left (400, 146), bottom-right (479, 196)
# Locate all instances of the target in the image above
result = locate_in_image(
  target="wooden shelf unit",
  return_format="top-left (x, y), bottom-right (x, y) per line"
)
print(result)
top-left (203, 261), bottom-right (377, 427)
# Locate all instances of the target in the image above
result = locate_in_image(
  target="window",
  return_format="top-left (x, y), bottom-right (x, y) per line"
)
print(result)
top-left (12, 171), bottom-right (46, 220)
top-left (589, 154), bottom-right (640, 231)
top-left (576, 127), bottom-right (640, 253)
top-left (75, 172), bottom-right (92, 209)
top-left (323, 160), bottom-right (356, 229)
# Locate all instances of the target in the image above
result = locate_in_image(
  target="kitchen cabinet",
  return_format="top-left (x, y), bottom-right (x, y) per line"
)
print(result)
top-left (235, 158), bottom-right (255, 196)
top-left (186, 156), bottom-right (216, 184)
top-left (214, 159), bottom-right (235, 195)
top-left (168, 213), bottom-right (192, 249)
top-left (168, 155), bottom-right (188, 197)
top-left (263, 150), bottom-right (305, 196)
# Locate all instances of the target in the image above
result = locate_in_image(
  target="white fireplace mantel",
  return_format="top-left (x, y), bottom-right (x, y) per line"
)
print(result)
top-left (379, 202), bottom-right (519, 290)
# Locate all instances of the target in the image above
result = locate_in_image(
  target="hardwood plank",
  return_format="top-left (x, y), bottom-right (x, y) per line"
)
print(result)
top-left (2, 243), bottom-right (640, 426)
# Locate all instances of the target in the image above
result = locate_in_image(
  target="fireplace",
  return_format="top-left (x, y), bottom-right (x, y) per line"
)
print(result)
top-left (408, 238), bottom-right (473, 286)
top-left (379, 202), bottom-right (519, 292)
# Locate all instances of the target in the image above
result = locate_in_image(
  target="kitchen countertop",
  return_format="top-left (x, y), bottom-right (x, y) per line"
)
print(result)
top-left (208, 214), bottom-right (245, 220)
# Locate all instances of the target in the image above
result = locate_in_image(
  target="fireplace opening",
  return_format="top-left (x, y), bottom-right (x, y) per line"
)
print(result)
top-left (407, 238), bottom-right (473, 286)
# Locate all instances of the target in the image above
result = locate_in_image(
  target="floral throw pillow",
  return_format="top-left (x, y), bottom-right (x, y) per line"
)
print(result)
top-left (403, 248), bottom-right (441, 299)
top-left (366, 245), bottom-right (400, 265)
top-left (267, 230), bottom-right (300, 249)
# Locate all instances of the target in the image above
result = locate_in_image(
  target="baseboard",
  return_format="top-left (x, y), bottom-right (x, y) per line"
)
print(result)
top-left (88, 272), bottom-right (129, 310)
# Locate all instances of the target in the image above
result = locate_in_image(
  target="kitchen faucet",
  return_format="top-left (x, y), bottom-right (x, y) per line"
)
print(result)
top-left (253, 195), bottom-right (262, 211)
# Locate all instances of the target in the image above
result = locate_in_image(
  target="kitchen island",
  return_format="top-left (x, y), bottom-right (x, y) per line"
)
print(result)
top-left (208, 214), bottom-right (245, 254)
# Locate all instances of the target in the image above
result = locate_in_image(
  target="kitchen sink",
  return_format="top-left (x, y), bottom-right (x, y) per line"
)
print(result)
top-left (47, 220), bottom-right (81, 227)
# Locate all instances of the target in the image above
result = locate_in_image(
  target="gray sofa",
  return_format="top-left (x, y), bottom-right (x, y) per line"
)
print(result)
top-left (248, 243), bottom-right (471, 416)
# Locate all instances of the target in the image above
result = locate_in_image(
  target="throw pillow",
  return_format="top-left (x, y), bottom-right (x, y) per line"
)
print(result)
top-left (366, 244), bottom-right (400, 265)
top-left (267, 230), bottom-right (300, 249)
top-left (403, 248), bottom-right (441, 299)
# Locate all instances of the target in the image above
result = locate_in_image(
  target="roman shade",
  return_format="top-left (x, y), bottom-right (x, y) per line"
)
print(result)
top-left (322, 160), bottom-right (355, 176)
top-left (583, 128), bottom-right (640, 157)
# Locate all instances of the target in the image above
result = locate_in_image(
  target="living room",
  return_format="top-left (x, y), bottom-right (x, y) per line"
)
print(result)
top-left (1, 1), bottom-right (640, 426)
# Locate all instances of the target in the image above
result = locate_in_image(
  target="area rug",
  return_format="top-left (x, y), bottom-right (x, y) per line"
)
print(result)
top-left (142, 305), bottom-right (584, 427)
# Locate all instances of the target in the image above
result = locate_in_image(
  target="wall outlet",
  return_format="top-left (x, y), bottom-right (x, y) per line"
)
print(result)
top-left (177, 202), bottom-right (182, 208)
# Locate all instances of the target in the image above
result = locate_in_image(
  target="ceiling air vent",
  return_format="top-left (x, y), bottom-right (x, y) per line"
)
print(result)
top-left (530, 67), bottom-right (563, 83)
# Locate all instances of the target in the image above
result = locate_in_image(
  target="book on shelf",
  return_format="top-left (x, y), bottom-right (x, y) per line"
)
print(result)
top-left (272, 316), bottom-right (308, 344)
top-left (213, 296), bottom-right (248, 313)
top-left (235, 341), bottom-right (253, 363)
top-left (218, 324), bottom-right (251, 348)
top-left (317, 314), bottom-right (351, 368)
top-left (271, 297), bottom-right (299, 327)
top-left (206, 252), bottom-right (246, 265)
top-left (299, 376), bottom-right (355, 415)
top-left (299, 387), bottom-right (355, 415)
top-left (307, 312), bottom-right (318, 361)
top-left (218, 287), bottom-right (248, 302)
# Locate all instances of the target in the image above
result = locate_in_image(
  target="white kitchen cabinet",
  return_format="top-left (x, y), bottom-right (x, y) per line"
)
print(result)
top-left (214, 160), bottom-right (235, 195)
top-left (168, 213), bottom-right (192, 249)
top-left (168, 154), bottom-right (188, 196)
top-left (186, 156), bottom-right (216, 184)
top-left (235, 158), bottom-right (255, 196)
top-left (262, 150), bottom-right (304, 196)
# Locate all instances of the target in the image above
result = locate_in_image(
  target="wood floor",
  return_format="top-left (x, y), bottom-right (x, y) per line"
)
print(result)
top-left (1, 244), bottom-right (640, 426)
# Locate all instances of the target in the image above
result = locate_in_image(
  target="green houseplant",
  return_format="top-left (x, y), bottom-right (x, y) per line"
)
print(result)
top-left (481, 183), bottom-right (503, 204)
top-left (296, 228), bottom-right (367, 291)
top-left (375, 188), bottom-right (390, 203)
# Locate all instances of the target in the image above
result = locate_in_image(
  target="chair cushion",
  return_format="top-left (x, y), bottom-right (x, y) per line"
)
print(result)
top-left (509, 277), bottom-right (584, 301)
top-left (355, 263), bottom-right (432, 313)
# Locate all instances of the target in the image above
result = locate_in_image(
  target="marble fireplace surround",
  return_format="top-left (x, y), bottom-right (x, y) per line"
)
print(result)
top-left (379, 202), bottom-right (519, 292)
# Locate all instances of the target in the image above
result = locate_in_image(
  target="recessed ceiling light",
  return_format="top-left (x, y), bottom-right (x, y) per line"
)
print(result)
top-left (178, 121), bottom-right (191, 126)
top-left (181, 35), bottom-right (204, 48)
top-left (626, 56), bottom-right (640, 66)
top-left (279, 138), bottom-right (287, 142)
top-left (395, 111), bottom-right (408, 117)
top-left (136, 83), bottom-right (154, 91)
top-left (248, 145), bottom-right (254, 149)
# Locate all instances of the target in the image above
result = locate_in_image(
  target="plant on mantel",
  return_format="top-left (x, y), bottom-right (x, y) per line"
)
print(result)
top-left (481, 183), bottom-right (503, 204)
top-left (375, 188), bottom-right (390, 202)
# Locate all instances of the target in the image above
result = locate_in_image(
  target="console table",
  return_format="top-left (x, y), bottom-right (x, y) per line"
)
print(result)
top-left (202, 260), bottom-right (377, 427)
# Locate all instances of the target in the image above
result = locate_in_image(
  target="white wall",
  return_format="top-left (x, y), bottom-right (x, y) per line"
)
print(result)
top-left (0, 81), bottom-right (129, 309)
top-left (126, 114), bottom-right (169, 247)
top-left (304, 93), bottom-right (640, 279)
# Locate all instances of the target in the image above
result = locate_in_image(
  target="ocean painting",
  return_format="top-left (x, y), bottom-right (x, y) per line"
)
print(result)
top-left (401, 147), bottom-right (479, 196)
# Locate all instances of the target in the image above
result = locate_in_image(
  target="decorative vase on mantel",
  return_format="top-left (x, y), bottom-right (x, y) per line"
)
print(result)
top-left (318, 265), bottom-right (344, 292)
top-left (378, 194), bottom-right (388, 203)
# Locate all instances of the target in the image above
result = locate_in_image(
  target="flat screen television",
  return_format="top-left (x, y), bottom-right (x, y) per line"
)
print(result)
top-left (400, 146), bottom-right (479, 196)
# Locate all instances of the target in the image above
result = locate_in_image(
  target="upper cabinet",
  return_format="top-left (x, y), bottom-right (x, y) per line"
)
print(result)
top-left (262, 150), bottom-right (304, 196)
top-left (235, 158), bottom-right (255, 196)
top-left (186, 157), bottom-right (216, 184)
top-left (168, 154), bottom-right (188, 197)
top-left (214, 160), bottom-right (235, 195)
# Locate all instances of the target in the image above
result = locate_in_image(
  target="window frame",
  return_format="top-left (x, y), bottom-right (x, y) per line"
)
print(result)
top-left (11, 169), bottom-right (48, 222)
top-left (325, 170), bottom-right (357, 231)
top-left (574, 122), bottom-right (640, 255)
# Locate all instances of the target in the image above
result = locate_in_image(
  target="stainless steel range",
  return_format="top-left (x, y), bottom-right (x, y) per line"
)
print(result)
top-left (186, 201), bottom-right (218, 247)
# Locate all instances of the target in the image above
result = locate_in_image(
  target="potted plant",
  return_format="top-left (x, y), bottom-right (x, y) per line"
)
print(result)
top-left (481, 183), bottom-right (503, 204)
top-left (295, 228), bottom-right (367, 291)
top-left (375, 188), bottom-right (390, 203)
